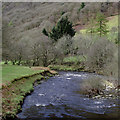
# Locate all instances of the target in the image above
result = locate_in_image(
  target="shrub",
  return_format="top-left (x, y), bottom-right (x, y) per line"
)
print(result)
top-left (79, 76), bottom-right (105, 96)
top-left (72, 34), bottom-right (93, 56)
top-left (86, 37), bottom-right (117, 72)
top-left (55, 35), bottom-right (73, 56)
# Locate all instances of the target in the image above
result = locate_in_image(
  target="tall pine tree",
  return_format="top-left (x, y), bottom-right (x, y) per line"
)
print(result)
top-left (95, 12), bottom-right (109, 37)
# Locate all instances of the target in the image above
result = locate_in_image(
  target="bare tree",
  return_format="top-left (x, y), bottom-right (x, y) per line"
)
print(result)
top-left (86, 37), bottom-right (116, 71)
top-left (2, 20), bottom-right (11, 64)
top-left (30, 36), bottom-right (56, 67)
top-left (55, 35), bottom-right (73, 56)
top-left (39, 38), bottom-right (56, 67)
top-left (12, 41), bottom-right (26, 65)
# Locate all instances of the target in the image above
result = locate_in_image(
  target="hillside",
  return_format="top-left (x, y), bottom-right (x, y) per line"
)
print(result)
top-left (2, 2), bottom-right (118, 45)
top-left (80, 15), bottom-right (118, 33)
top-left (2, 2), bottom-right (119, 69)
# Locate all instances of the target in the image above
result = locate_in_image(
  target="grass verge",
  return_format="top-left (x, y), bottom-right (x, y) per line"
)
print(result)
top-left (2, 66), bottom-right (57, 120)
top-left (2, 65), bottom-right (45, 85)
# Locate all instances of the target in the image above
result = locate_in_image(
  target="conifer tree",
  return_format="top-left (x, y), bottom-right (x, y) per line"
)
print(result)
top-left (42, 16), bottom-right (76, 42)
top-left (95, 12), bottom-right (109, 37)
top-left (78, 2), bottom-right (85, 12)
top-left (42, 28), bottom-right (48, 36)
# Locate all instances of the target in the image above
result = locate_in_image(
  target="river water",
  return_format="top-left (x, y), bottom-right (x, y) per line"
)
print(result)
top-left (17, 71), bottom-right (120, 120)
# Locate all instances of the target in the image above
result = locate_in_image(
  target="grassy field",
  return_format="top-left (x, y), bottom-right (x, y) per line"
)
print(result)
top-left (2, 65), bottom-right (57, 119)
top-left (106, 15), bottom-right (118, 42)
top-left (2, 65), bottom-right (43, 85)
top-left (107, 15), bottom-right (118, 30)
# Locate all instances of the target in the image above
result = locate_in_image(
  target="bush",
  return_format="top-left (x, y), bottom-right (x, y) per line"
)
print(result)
top-left (86, 37), bottom-right (117, 73)
top-left (79, 76), bottom-right (105, 97)
top-left (63, 55), bottom-right (86, 65)
top-left (72, 34), bottom-right (93, 56)
top-left (55, 35), bottom-right (73, 56)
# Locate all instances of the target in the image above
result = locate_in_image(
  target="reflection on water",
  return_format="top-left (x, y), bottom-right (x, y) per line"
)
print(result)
top-left (17, 71), bottom-right (120, 120)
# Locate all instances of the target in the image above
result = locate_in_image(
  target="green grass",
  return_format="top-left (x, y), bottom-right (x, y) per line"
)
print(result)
top-left (79, 29), bottom-right (87, 34)
top-left (2, 65), bottom-right (42, 84)
top-left (63, 55), bottom-right (86, 64)
top-left (79, 15), bottom-right (118, 34)
top-left (2, 74), bottom-right (45, 119)
top-left (2, 65), bottom-right (55, 119)
top-left (48, 56), bottom-right (86, 71)
top-left (106, 15), bottom-right (118, 42)
top-left (107, 15), bottom-right (118, 30)
top-left (48, 55), bottom-right (87, 71)
top-left (78, 15), bottom-right (119, 43)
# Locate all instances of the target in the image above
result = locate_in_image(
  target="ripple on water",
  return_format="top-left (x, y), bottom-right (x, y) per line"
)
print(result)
top-left (17, 71), bottom-right (120, 119)
top-left (66, 78), bottom-right (71, 80)
top-left (38, 93), bottom-right (45, 96)
top-left (36, 103), bottom-right (46, 107)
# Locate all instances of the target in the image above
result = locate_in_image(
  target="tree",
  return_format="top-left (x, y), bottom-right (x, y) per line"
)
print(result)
top-left (86, 37), bottom-right (116, 70)
top-left (94, 12), bottom-right (109, 37)
top-left (13, 41), bottom-right (25, 65)
top-left (61, 11), bottom-right (65, 16)
top-left (42, 28), bottom-right (48, 37)
top-left (55, 35), bottom-right (73, 56)
top-left (81, 2), bottom-right (85, 9)
top-left (39, 39), bottom-right (57, 67)
top-left (31, 37), bottom-right (56, 67)
top-left (2, 20), bottom-right (12, 64)
top-left (42, 16), bottom-right (76, 43)
top-left (31, 41), bottom-right (41, 66)
top-left (78, 2), bottom-right (85, 12)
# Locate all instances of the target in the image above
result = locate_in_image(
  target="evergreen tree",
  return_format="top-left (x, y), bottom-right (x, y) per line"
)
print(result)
top-left (42, 28), bottom-right (48, 36)
top-left (78, 2), bottom-right (85, 12)
top-left (42, 16), bottom-right (76, 42)
top-left (95, 12), bottom-right (109, 37)
top-left (81, 2), bottom-right (85, 9)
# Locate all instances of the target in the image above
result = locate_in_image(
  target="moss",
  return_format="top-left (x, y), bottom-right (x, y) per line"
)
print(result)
top-left (46, 72), bottom-right (54, 77)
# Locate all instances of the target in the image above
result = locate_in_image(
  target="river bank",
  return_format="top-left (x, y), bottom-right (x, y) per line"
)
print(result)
top-left (2, 65), bottom-right (119, 120)
top-left (17, 71), bottom-right (120, 120)
top-left (2, 67), bottom-right (57, 120)
top-left (48, 65), bottom-right (119, 99)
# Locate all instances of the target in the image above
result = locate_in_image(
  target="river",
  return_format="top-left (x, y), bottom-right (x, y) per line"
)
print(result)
top-left (17, 71), bottom-right (120, 120)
